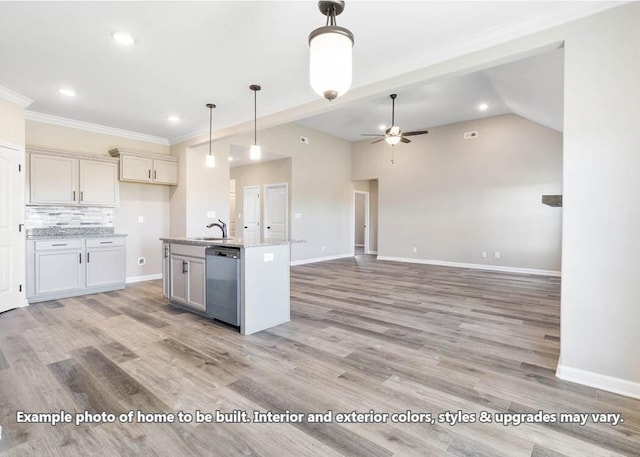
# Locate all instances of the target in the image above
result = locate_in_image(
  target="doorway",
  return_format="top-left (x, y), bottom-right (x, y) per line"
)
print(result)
top-left (354, 191), bottom-right (369, 255)
top-left (264, 183), bottom-right (288, 240)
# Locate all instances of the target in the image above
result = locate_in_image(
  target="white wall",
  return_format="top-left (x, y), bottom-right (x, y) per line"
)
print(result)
top-left (222, 124), bottom-right (353, 262)
top-left (25, 120), bottom-right (171, 280)
top-left (0, 99), bottom-right (25, 147)
top-left (353, 114), bottom-right (563, 272)
top-left (557, 5), bottom-right (640, 395)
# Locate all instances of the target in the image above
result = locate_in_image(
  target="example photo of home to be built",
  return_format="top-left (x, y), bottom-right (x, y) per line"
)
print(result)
top-left (0, 1), bottom-right (639, 456)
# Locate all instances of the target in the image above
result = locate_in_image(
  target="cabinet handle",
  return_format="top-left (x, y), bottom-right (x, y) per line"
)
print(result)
top-left (164, 247), bottom-right (169, 258)
top-left (148, 169), bottom-right (151, 179)
top-left (18, 224), bottom-right (24, 232)
top-left (52, 243), bottom-right (67, 246)
top-left (154, 170), bottom-right (157, 180)
top-left (100, 241), bottom-right (113, 244)
top-left (80, 191), bottom-right (84, 202)
top-left (182, 261), bottom-right (188, 274)
top-left (79, 253), bottom-right (82, 264)
top-left (87, 252), bottom-right (90, 263)
top-left (73, 190), bottom-right (76, 201)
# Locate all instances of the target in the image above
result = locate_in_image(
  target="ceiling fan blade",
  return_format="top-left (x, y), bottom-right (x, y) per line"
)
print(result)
top-left (400, 137), bottom-right (411, 143)
top-left (403, 130), bottom-right (429, 136)
top-left (371, 138), bottom-right (386, 144)
top-left (361, 133), bottom-right (384, 137)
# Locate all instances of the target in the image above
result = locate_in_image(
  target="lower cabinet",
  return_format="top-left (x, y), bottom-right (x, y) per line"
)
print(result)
top-left (27, 237), bottom-right (126, 303)
top-left (169, 245), bottom-right (206, 312)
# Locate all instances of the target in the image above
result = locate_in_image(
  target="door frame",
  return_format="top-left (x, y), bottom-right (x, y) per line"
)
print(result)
top-left (353, 191), bottom-right (370, 255)
top-left (263, 182), bottom-right (289, 240)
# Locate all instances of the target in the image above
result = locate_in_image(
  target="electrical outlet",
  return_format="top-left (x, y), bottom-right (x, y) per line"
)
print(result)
top-left (294, 213), bottom-right (302, 219)
top-left (412, 247), bottom-right (417, 253)
top-left (482, 251), bottom-right (487, 258)
top-left (264, 253), bottom-right (274, 262)
top-left (138, 257), bottom-right (146, 265)
top-left (494, 251), bottom-right (501, 259)
top-left (207, 210), bottom-right (216, 218)
top-left (321, 246), bottom-right (326, 252)
top-left (137, 215), bottom-right (144, 224)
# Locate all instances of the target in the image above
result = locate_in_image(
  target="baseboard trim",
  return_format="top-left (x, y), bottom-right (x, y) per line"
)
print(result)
top-left (126, 274), bottom-right (162, 284)
top-left (376, 256), bottom-right (561, 277)
top-left (291, 253), bottom-right (353, 266)
top-left (556, 364), bottom-right (640, 400)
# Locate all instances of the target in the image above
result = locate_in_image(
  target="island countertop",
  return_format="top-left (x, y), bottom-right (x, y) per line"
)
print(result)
top-left (159, 236), bottom-right (299, 248)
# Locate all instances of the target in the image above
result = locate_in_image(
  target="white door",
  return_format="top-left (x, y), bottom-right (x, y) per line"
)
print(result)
top-left (243, 186), bottom-right (260, 244)
top-left (0, 145), bottom-right (25, 312)
top-left (264, 183), bottom-right (288, 240)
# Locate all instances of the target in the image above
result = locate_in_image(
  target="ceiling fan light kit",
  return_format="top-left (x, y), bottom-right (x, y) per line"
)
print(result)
top-left (361, 93), bottom-right (429, 146)
top-left (309, 1), bottom-right (354, 101)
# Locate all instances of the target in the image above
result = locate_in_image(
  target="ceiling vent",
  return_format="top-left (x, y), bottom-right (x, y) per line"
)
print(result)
top-left (463, 131), bottom-right (478, 139)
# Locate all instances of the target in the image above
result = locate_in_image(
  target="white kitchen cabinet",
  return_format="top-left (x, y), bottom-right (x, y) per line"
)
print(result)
top-left (79, 160), bottom-right (119, 206)
top-left (27, 236), bottom-right (126, 303)
top-left (170, 248), bottom-right (206, 312)
top-left (27, 149), bottom-right (120, 207)
top-left (34, 242), bottom-right (84, 295)
top-left (86, 238), bottom-right (126, 288)
top-left (162, 242), bottom-right (170, 298)
top-left (109, 148), bottom-right (179, 186)
top-left (29, 153), bottom-right (78, 205)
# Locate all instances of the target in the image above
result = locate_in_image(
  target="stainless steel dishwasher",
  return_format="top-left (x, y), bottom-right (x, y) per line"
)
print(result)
top-left (205, 247), bottom-right (241, 326)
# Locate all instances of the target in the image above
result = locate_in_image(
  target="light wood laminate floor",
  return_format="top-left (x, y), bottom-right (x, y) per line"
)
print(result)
top-left (1, 256), bottom-right (639, 456)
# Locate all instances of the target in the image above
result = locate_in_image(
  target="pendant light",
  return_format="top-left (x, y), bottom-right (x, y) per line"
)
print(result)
top-left (249, 84), bottom-right (261, 160)
top-left (205, 103), bottom-right (216, 168)
top-left (309, 1), bottom-right (354, 101)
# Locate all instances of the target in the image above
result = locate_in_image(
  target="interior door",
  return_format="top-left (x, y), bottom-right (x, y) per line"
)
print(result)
top-left (0, 145), bottom-right (25, 313)
top-left (264, 183), bottom-right (288, 240)
top-left (243, 186), bottom-right (260, 244)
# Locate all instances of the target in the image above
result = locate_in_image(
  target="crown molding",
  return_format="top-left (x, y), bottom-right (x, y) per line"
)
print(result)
top-left (25, 111), bottom-right (169, 146)
top-left (0, 84), bottom-right (33, 108)
top-left (169, 127), bottom-right (210, 146)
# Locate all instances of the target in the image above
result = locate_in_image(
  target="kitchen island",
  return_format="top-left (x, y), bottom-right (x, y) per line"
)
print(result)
top-left (159, 237), bottom-right (291, 335)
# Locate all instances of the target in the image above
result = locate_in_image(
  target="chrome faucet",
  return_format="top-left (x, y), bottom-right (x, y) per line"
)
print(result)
top-left (206, 219), bottom-right (228, 238)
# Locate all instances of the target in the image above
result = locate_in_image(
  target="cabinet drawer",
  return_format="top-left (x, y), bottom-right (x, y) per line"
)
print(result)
top-left (86, 237), bottom-right (125, 248)
top-left (171, 243), bottom-right (206, 258)
top-left (34, 239), bottom-right (83, 251)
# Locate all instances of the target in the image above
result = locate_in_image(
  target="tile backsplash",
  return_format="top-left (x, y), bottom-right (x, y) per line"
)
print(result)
top-left (26, 206), bottom-right (114, 229)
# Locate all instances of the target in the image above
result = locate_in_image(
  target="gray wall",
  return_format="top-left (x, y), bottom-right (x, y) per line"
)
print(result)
top-left (352, 114), bottom-right (563, 272)
top-left (230, 158), bottom-right (291, 238)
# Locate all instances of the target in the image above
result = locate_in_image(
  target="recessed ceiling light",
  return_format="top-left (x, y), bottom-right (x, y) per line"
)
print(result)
top-left (58, 88), bottom-right (76, 97)
top-left (378, 124), bottom-right (386, 131)
top-left (112, 32), bottom-right (135, 46)
top-left (228, 156), bottom-right (233, 161)
top-left (478, 103), bottom-right (489, 111)
top-left (167, 115), bottom-right (180, 123)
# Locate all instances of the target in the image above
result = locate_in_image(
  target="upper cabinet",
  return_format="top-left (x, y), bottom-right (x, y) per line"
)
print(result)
top-left (109, 148), bottom-right (178, 186)
top-left (27, 148), bottom-right (119, 207)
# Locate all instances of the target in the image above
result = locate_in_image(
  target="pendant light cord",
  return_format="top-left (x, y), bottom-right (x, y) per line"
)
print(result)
top-left (209, 106), bottom-right (212, 155)
top-left (254, 89), bottom-right (257, 144)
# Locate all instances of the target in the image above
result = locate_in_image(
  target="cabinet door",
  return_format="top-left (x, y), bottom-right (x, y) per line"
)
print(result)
top-left (29, 154), bottom-right (78, 205)
top-left (170, 255), bottom-right (188, 304)
top-left (34, 250), bottom-right (83, 295)
top-left (153, 159), bottom-right (178, 185)
top-left (186, 257), bottom-right (206, 311)
top-left (79, 160), bottom-right (119, 207)
top-left (86, 247), bottom-right (125, 288)
top-left (162, 243), bottom-right (170, 298)
top-left (120, 155), bottom-right (152, 183)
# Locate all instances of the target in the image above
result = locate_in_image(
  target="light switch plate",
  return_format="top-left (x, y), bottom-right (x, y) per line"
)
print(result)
top-left (294, 213), bottom-right (302, 219)
top-left (137, 216), bottom-right (144, 224)
top-left (264, 253), bottom-right (274, 262)
top-left (207, 211), bottom-right (216, 218)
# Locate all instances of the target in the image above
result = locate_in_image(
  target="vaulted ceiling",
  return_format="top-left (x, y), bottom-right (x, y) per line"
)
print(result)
top-left (0, 2), bottom-right (615, 144)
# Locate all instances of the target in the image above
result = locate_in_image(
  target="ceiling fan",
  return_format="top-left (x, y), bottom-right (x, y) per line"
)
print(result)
top-left (361, 94), bottom-right (429, 145)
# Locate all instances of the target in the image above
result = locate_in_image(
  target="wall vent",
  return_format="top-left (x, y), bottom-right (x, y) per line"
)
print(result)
top-left (463, 131), bottom-right (478, 139)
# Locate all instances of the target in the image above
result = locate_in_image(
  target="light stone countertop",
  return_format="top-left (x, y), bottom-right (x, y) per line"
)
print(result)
top-left (160, 237), bottom-right (302, 248)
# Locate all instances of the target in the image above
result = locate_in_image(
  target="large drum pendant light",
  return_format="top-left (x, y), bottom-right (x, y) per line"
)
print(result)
top-left (309, 1), bottom-right (354, 101)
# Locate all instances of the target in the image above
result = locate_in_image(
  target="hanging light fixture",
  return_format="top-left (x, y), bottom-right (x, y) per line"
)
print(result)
top-left (309, 1), bottom-right (354, 101)
top-left (249, 84), bottom-right (261, 160)
top-left (205, 103), bottom-right (216, 168)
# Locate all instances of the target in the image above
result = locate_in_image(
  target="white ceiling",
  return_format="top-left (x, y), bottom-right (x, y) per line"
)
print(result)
top-left (0, 2), bottom-right (616, 144)
top-left (297, 48), bottom-right (565, 141)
